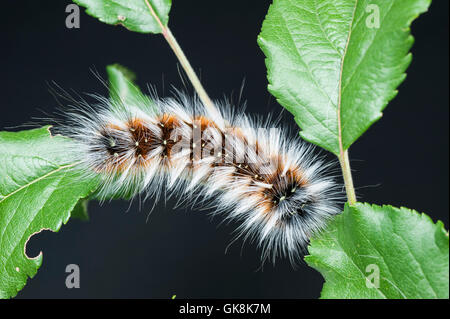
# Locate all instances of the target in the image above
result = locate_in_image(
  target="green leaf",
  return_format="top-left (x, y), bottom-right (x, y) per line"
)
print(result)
top-left (258, 0), bottom-right (431, 155)
top-left (305, 203), bottom-right (449, 299)
top-left (107, 63), bottom-right (143, 105)
top-left (70, 198), bottom-right (90, 221)
top-left (106, 63), bottom-right (150, 111)
top-left (74, 0), bottom-right (172, 34)
top-left (0, 127), bottom-right (98, 298)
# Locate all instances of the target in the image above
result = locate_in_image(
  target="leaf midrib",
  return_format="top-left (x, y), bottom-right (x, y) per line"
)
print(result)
top-left (340, 0), bottom-right (396, 136)
top-left (0, 162), bottom-right (78, 204)
top-left (337, 0), bottom-right (358, 155)
top-left (275, 4), bottom-right (340, 141)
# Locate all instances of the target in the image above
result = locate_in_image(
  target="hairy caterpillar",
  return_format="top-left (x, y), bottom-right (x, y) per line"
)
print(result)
top-left (58, 89), bottom-right (342, 264)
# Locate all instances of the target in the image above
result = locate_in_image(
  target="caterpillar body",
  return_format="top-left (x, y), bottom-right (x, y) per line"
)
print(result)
top-left (60, 91), bottom-right (342, 263)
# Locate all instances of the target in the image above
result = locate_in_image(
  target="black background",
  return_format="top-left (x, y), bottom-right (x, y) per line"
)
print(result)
top-left (0, 0), bottom-right (448, 298)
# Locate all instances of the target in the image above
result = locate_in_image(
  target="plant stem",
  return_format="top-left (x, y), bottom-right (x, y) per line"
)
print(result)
top-left (143, 0), bottom-right (218, 116)
top-left (162, 28), bottom-right (217, 114)
top-left (339, 150), bottom-right (356, 205)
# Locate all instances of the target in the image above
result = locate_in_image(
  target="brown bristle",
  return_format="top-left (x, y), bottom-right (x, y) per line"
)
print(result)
top-left (99, 114), bottom-right (307, 197)
top-left (262, 157), bottom-right (309, 211)
top-left (156, 114), bottom-right (179, 160)
top-left (192, 115), bottom-right (218, 130)
top-left (127, 119), bottom-right (157, 159)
